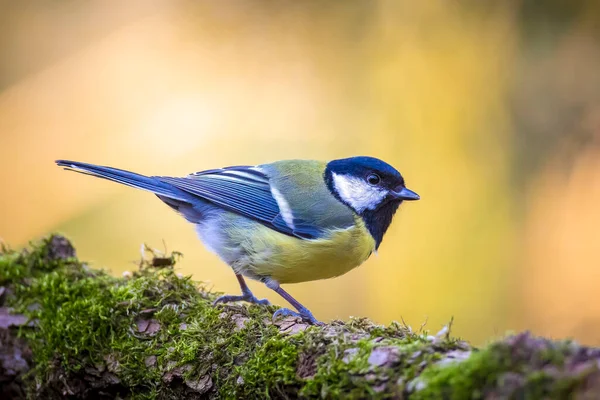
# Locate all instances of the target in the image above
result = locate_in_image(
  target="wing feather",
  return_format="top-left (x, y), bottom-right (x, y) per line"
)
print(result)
top-left (156, 166), bottom-right (321, 239)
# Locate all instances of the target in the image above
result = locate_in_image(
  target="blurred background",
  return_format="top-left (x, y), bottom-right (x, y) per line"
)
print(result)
top-left (1, 1), bottom-right (599, 346)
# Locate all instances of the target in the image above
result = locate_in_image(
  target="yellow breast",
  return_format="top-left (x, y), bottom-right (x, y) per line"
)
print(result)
top-left (239, 216), bottom-right (376, 284)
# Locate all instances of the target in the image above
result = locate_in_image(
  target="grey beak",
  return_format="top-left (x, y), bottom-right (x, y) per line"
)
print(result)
top-left (392, 187), bottom-right (420, 201)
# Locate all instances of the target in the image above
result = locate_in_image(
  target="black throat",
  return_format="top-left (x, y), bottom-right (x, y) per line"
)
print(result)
top-left (361, 200), bottom-right (401, 249)
top-left (324, 167), bottom-right (400, 249)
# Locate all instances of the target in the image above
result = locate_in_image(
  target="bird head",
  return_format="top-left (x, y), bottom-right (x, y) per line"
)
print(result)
top-left (324, 156), bottom-right (419, 248)
top-left (324, 156), bottom-right (419, 214)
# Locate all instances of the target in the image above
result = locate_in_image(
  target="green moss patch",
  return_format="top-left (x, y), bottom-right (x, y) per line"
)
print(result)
top-left (412, 333), bottom-right (600, 400)
top-left (1, 235), bottom-right (599, 399)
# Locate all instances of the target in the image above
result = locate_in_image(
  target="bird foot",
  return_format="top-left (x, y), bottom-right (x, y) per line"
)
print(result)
top-left (213, 293), bottom-right (270, 306)
top-left (273, 307), bottom-right (323, 326)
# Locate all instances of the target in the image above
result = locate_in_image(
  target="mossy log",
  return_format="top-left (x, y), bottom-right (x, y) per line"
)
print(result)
top-left (1, 235), bottom-right (599, 399)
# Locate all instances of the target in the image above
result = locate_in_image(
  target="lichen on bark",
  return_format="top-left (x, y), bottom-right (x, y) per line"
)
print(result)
top-left (0, 235), bottom-right (599, 399)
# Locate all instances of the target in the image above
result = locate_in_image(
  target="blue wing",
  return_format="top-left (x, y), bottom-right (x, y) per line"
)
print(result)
top-left (156, 166), bottom-right (322, 239)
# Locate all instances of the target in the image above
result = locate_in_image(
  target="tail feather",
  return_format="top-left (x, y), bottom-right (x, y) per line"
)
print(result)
top-left (55, 160), bottom-right (191, 202)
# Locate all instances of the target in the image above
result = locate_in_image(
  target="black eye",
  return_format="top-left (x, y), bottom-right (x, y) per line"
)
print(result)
top-left (366, 173), bottom-right (381, 185)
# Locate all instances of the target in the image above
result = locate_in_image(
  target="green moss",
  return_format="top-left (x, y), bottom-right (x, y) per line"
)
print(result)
top-left (226, 330), bottom-right (302, 399)
top-left (1, 235), bottom-right (307, 398)
top-left (299, 332), bottom-right (450, 399)
top-left (2, 235), bottom-right (598, 399)
top-left (410, 344), bottom-right (505, 399)
top-left (302, 337), bottom-right (377, 398)
top-left (0, 250), bottom-right (24, 284)
top-left (0, 236), bottom-right (468, 399)
top-left (0, 235), bottom-right (77, 285)
top-left (411, 336), bottom-right (595, 400)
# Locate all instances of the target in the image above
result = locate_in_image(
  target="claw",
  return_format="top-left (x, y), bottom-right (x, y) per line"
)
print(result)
top-left (252, 297), bottom-right (271, 305)
top-left (273, 307), bottom-right (323, 326)
top-left (213, 294), bottom-right (270, 306)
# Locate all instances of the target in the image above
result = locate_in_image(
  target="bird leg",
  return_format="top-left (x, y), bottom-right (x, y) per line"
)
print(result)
top-left (265, 279), bottom-right (323, 325)
top-left (213, 274), bottom-right (271, 306)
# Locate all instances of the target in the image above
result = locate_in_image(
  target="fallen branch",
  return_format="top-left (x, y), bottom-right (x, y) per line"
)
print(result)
top-left (1, 235), bottom-right (599, 399)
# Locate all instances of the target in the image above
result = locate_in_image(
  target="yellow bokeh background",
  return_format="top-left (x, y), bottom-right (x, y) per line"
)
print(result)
top-left (1, 1), bottom-right (599, 345)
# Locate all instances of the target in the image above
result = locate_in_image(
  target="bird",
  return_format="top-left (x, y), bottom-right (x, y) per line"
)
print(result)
top-left (55, 156), bottom-right (419, 324)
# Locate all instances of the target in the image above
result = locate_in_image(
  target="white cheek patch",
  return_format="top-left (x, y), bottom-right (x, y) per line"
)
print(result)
top-left (332, 173), bottom-right (388, 213)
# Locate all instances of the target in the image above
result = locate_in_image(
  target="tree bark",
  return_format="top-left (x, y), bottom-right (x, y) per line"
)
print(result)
top-left (1, 235), bottom-right (599, 399)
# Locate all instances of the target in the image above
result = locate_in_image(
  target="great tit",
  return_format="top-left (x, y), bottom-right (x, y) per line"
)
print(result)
top-left (55, 156), bottom-right (419, 324)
